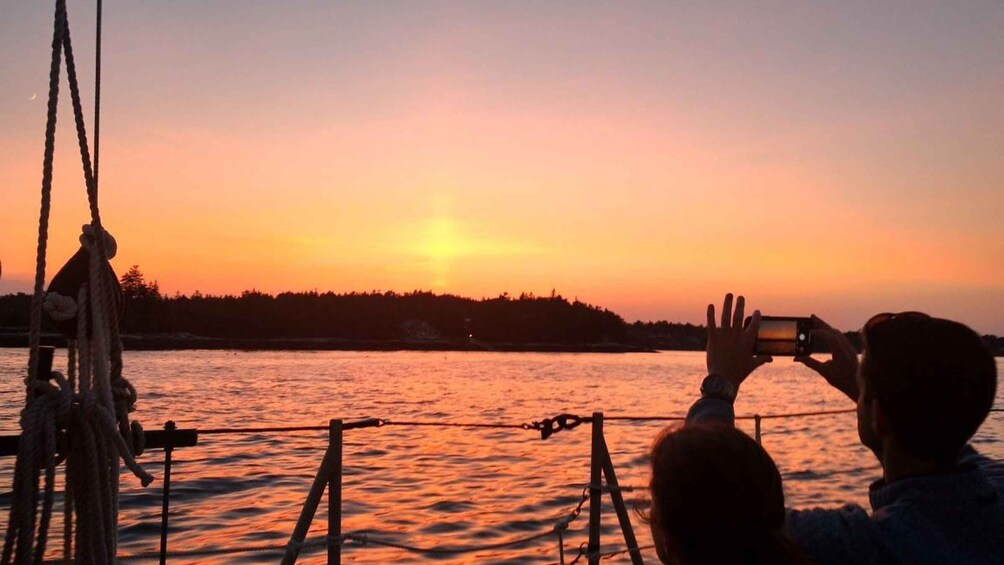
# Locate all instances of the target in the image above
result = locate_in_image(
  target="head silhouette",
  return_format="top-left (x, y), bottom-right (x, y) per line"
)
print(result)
top-left (858, 314), bottom-right (997, 464)
top-left (647, 424), bottom-right (807, 565)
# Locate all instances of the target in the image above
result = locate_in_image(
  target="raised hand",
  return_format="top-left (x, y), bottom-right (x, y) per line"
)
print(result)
top-left (794, 316), bottom-right (860, 402)
top-left (706, 293), bottom-right (773, 391)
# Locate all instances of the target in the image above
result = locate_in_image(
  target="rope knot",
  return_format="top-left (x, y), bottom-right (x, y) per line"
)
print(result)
top-left (43, 292), bottom-right (78, 322)
top-left (79, 224), bottom-right (117, 259)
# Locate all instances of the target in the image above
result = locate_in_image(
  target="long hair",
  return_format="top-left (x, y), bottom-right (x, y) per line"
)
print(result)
top-left (647, 424), bottom-right (811, 565)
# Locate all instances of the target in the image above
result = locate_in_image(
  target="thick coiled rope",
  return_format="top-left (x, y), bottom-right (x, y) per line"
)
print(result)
top-left (2, 1), bottom-right (152, 563)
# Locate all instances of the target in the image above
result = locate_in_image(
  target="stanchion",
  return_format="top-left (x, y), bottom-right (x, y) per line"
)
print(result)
top-left (585, 411), bottom-right (645, 565)
top-left (328, 419), bottom-right (343, 565)
top-left (754, 414), bottom-right (762, 444)
top-left (600, 439), bottom-right (643, 564)
top-left (159, 421), bottom-right (176, 565)
top-left (282, 419), bottom-right (342, 565)
top-left (588, 412), bottom-right (602, 565)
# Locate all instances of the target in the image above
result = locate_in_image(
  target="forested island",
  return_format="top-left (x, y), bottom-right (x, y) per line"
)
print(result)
top-left (1, 267), bottom-right (1001, 355)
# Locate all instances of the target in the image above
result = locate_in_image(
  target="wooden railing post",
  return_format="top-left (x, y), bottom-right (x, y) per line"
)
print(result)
top-left (282, 423), bottom-right (339, 565)
top-left (600, 436), bottom-right (643, 564)
top-left (754, 414), bottom-right (762, 444)
top-left (328, 419), bottom-right (343, 565)
top-left (159, 420), bottom-right (176, 565)
top-left (588, 412), bottom-right (603, 565)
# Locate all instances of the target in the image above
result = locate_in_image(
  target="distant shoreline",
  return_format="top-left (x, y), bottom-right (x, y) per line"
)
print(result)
top-left (2, 333), bottom-right (1000, 357)
top-left (0, 333), bottom-right (659, 354)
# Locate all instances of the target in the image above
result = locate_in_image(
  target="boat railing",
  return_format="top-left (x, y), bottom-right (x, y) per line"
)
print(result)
top-left (1, 407), bottom-right (1002, 564)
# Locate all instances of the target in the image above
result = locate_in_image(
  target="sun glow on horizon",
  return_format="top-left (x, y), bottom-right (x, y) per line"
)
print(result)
top-left (1, 2), bottom-right (1003, 333)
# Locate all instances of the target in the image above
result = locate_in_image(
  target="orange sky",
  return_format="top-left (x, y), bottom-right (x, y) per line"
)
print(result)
top-left (1, 2), bottom-right (1003, 333)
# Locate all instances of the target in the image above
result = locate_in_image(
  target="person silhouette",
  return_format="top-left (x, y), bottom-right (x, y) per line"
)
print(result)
top-left (647, 423), bottom-right (811, 564)
top-left (685, 293), bottom-right (1003, 564)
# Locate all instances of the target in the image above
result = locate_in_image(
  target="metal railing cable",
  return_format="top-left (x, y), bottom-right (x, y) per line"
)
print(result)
top-left (117, 536), bottom-right (329, 561)
top-left (115, 487), bottom-right (593, 562)
top-left (164, 406), bottom-right (870, 441)
top-left (10, 405), bottom-right (1002, 564)
top-left (125, 407), bottom-right (1004, 440)
top-left (602, 408), bottom-right (857, 423)
top-left (381, 420), bottom-right (531, 430)
top-left (342, 530), bottom-right (554, 555)
top-left (564, 542), bottom-right (658, 565)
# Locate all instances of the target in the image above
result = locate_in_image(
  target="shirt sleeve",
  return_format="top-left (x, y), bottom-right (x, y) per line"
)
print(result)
top-left (685, 397), bottom-right (735, 427)
top-left (786, 504), bottom-right (876, 565)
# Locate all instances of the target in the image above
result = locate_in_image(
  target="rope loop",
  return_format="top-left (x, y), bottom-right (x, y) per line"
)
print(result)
top-left (112, 379), bottom-right (138, 411)
top-left (568, 541), bottom-right (590, 565)
top-left (130, 420), bottom-right (145, 456)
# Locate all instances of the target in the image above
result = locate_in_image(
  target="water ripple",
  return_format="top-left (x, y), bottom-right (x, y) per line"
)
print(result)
top-left (0, 350), bottom-right (1001, 564)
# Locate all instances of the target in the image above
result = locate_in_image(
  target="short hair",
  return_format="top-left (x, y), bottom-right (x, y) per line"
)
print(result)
top-left (862, 316), bottom-right (997, 462)
top-left (648, 425), bottom-right (807, 564)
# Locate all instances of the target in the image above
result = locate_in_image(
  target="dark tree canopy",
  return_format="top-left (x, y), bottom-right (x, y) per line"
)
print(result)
top-left (0, 267), bottom-right (1001, 354)
top-left (126, 288), bottom-right (627, 343)
top-left (120, 265), bottom-right (160, 300)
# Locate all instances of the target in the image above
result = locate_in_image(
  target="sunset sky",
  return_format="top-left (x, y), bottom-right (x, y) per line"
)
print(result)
top-left (1, 1), bottom-right (1002, 333)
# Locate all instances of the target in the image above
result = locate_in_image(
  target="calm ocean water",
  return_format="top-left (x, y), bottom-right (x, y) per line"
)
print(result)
top-left (1, 349), bottom-right (1002, 563)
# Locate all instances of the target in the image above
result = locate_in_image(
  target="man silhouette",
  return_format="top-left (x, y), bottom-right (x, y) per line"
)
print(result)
top-left (687, 294), bottom-right (1004, 564)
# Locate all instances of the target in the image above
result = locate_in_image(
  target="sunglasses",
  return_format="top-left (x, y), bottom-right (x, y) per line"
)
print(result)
top-left (863, 311), bottom-right (931, 334)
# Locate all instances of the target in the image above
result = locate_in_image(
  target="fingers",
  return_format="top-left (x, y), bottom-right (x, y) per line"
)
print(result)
top-left (834, 332), bottom-right (859, 362)
top-left (794, 355), bottom-right (828, 374)
top-left (732, 295), bottom-right (745, 331)
top-left (721, 293), bottom-right (734, 330)
top-left (811, 315), bottom-right (836, 332)
top-left (752, 354), bottom-right (773, 369)
top-left (812, 327), bottom-right (840, 350)
top-left (747, 309), bottom-right (761, 334)
top-left (707, 303), bottom-right (717, 331)
top-left (741, 309), bottom-right (761, 350)
top-left (814, 327), bottom-right (857, 360)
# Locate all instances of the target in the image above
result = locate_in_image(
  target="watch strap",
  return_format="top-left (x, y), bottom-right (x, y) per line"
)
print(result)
top-left (700, 374), bottom-right (736, 404)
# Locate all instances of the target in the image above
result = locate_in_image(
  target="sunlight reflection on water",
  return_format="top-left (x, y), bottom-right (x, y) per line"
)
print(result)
top-left (1, 350), bottom-right (1002, 563)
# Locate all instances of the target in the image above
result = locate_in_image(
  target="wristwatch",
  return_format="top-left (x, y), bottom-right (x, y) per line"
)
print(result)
top-left (700, 374), bottom-right (737, 404)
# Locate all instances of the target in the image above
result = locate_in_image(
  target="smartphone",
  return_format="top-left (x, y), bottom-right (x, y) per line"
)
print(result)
top-left (753, 316), bottom-right (813, 356)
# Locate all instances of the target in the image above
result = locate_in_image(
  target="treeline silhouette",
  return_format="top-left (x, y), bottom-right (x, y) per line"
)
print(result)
top-left (1, 266), bottom-right (1002, 354)
top-left (0, 267), bottom-right (629, 344)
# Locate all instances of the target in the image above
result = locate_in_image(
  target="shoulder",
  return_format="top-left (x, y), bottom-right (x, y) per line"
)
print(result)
top-left (786, 504), bottom-right (879, 565)
top-left (685, 397), bottom-right (735, 426)
top-left (960, 444), bottom-right (1004, 492)
top-left (787, 503), bottom-right (870, 533)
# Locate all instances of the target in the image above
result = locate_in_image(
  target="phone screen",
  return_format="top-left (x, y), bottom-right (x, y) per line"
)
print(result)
top-left (755, 317), bottom-right (811, 356)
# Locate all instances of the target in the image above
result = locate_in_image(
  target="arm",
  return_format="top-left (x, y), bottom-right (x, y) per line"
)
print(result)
top-left (794, 316), bottom-right (860, 402)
